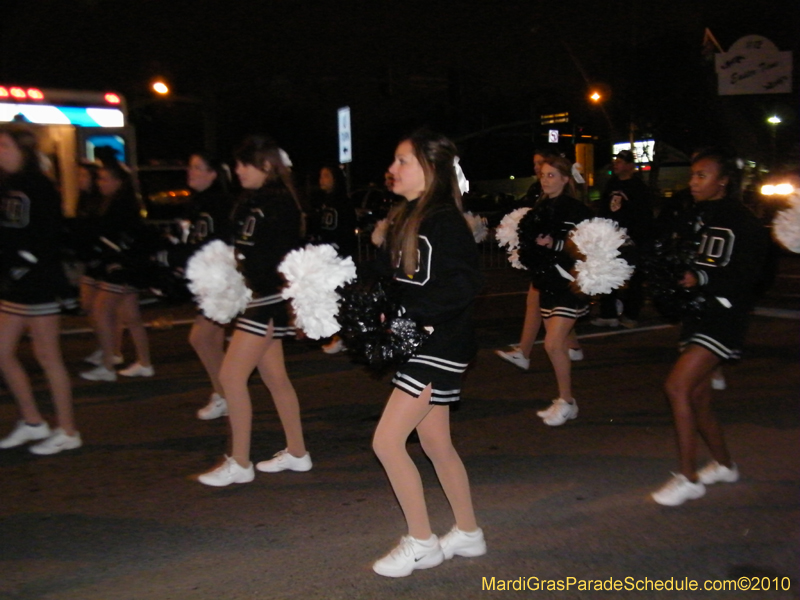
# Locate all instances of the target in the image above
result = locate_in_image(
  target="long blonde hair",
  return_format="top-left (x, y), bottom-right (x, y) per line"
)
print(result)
top-left (389, 130), bottom-right (462, 275)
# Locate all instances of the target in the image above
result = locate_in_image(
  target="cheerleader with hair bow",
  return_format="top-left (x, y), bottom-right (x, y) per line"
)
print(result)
top-left (516, 155), bottom-right (593, 427)
top-left (369, 129), bottom-right (486, 578)
top-left (196, 135), bottom-right (311, 487)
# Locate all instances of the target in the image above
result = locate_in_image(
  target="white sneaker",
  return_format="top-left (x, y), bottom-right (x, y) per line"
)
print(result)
top-left (698, 461), bottom-right (739, 485)
top-left (197, 456), bottom-right (255, 487)
top-left (80, 365), bottom-right (117, 382)
top-left (256, 449), bottom-right (312, 473)
top-left (197, 393), bottom-right (228, 420)
top-left (322, 337), bottom-right (345, 354)
top-left (29, 428), bottom-right (82, 455)
top-left (373, 535), bottom-right (444, 577)
top-left (440, 526), bottom-right (487, 560)
top-left (494, 347), bottom-right (530, 370)
top-left (711, 373), bottom-right (727, 390)
top-left (0, 420), bottom-right (52, 449)
top-left (652, 473), bottom-right (706, 506)
top-left (538, 398), bottom-right (578, 426)
top-left (591, 317), bottom-right (619, 327)
top-left (568, 348), bottom-right (584, 361)
top-left (119, 363), bottom-right (154, 377)
top-left (84, 349), bottom-right (124, 366)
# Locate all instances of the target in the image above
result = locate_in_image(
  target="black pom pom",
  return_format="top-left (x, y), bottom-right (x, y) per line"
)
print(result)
top-left (337, 280), bottom-right (430, 371)
top-left (641, 210), bottom-right (707, 321)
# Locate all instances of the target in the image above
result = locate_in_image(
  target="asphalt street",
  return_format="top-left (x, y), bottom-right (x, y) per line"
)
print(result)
top-left (1, 258), bottom-right (798, 600)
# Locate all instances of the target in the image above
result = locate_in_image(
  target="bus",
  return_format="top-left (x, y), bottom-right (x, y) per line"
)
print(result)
top-left (0, 84), bottom-right (137, 216)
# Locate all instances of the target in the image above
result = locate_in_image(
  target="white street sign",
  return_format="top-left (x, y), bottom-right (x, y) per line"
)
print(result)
top-left (338, 106), bottom-right (352, 163)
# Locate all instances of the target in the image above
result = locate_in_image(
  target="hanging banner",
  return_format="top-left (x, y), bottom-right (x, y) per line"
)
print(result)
top-left (715, 35), bottom-right (792, 95)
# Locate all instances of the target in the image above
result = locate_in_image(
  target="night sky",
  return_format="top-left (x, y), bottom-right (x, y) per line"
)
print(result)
top-left (2, 0), bottom-right (798, 183)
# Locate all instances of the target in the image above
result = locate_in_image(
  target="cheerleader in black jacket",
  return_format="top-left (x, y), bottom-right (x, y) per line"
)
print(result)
top-left (524, 155), bottom-right (593, 427)
top-left (180, 153), bottom-right (235, 421)
top-left (79, 162), bottom-right (153, 382)
top-left (652, 148), bottom-right (769, 506)
top-left (0, 124), bottom-right (81, 455)
top-left (371, 130), bottom-right (486, 578)
top-left (198, 135), bottom-right (309, 487)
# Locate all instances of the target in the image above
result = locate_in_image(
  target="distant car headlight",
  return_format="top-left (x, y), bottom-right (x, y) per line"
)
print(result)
top-left (761, 183), bottom-right (795, 196)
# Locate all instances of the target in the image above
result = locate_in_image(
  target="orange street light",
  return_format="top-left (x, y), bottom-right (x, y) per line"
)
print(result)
top-left (152, 81), bottom-right (169, 95)
top-left (589, 91), bottom-right (602, 103)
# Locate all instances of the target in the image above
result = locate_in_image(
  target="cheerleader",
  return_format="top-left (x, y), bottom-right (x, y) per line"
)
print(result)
top-left (197, 135), bottom-right (309, 487)
top-left (180, 153), bottom-right (235, 420)
top-left (651, 148), bottom-right (769, 506)
top-left (74, 161), bottom-right (126, 368)
top-left (79, 162), bottom-right (153, 382)
top-left (495, 150), bottom-right (584, 371)
top-left (0, 124), bottom-right (81, 454)
top-left (314, 164), bottom-right (358, 355)
top-left (521, 156), bottom-right (593, 426)
top-left (371, 130), bottom-right (486, 578)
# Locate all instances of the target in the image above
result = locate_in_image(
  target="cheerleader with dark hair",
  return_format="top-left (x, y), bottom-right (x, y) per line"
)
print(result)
top-left (0, 124), bottom-right (81, 455)
top-left (79, 162), bottom-right (154, 382)
top-left (370, 130), bottom-right (486, 578)
top-left (197, 135), bottom-right (310, 487)
top-left (519, 155), bottom-right (593, 426)
top-left (314, 164), bottom-right (358, 355)
top-left (179, 152), bottom-right (236, 420)
top-left (74, 160), bottom-right (126, 369)
top-left (651, 147), bottom-right (769, 506)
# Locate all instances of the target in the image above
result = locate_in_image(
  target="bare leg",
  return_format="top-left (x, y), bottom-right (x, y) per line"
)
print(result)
top-left (664, 345), bottom-right (723, 480)
top-left (83, 282), bottom-right (124, 360)
top-left (518, 285), bottom-right (542, 359)
top-left (0, 313), bottom-right (44, 424)
top-left (542, 316), bottom-right (577, 400)
top-left (373, 386), bottom-right (435, 540)
top-left (256, 338), bottom-right (306, 458)
top-left (417, 404), bottom-right (478, 531)
top-left (79, 279), bottom-right (97, 316)
top-left (692, 375), bottom-right (733, 468)
top-left (118, 291), bottom-right (150, 367)
top-left (29, 315), bottom-right (76, 435)
top-left (219, 327), bottom-right (271, 468)
top-left (92, 290), bottom-right (122, 370)
top-left (189, 314), bottom-right (225, 396)
top-left (567, 328), bottom-right (581, 352)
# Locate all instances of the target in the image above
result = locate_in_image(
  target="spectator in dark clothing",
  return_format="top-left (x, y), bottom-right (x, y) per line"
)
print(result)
top-left (592, 149), bottom-right (654, 328)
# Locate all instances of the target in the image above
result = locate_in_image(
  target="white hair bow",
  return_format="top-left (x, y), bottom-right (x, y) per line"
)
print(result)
top-left (279, 148), bottom-right (293, 168)
top-left (454, 157), bottom-right (470, 195)
top-left (571, 162), bottom-right (585, 185)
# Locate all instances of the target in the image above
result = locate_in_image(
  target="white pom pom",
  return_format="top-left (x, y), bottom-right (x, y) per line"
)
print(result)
top-left (570, 218), bottom-right (634, 295)
top-left (772, 191), bottom-right (800, 253)
top-left (495, 207), bottom-right (531, 270)
top-left (185, 240), bottom-right (252, 324)
top-left (495, 207), bottom-right (531, 249)
top-left (279, 244), bottom-right (358, 339)
top-left (463, 211), bottom-right (488, 243)
top-left (371, 218), bottom-right (389, 248)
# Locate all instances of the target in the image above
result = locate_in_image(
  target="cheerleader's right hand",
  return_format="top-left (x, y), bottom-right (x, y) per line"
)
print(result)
top-left (679, 271), bottom-right (698, 288)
